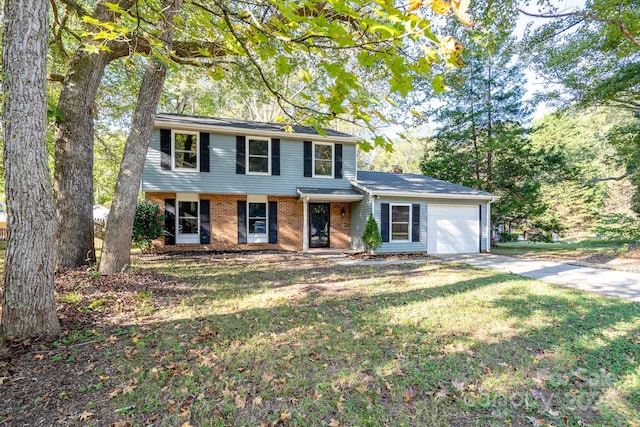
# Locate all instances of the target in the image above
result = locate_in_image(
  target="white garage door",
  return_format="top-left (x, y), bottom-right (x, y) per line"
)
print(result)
top-left (427, 205), bottom-right (480, 254)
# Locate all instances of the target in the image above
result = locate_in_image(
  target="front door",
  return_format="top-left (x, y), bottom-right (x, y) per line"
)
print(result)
top-left (309, 203), bottom-right (330, 248)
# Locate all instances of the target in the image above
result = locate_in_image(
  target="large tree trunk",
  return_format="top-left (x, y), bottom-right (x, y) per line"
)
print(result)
top-left (2, 0), bottom-right (61, 337)
top-left (99, 0), bottom-right (183, 274)
top-left (53, 0), bottom-right (135, 269)
top-left (53, 51), bottom-right (110, 269)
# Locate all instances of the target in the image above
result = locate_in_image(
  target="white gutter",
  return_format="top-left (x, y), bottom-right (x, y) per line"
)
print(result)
top-left (154, 119), bottom-right (362, 144)
top-left (351, 188), bottom-right (498, 203)
top-left (351, 180), bottom-right (498, 201)
top-left (295, 190), bottom-right (363, 203)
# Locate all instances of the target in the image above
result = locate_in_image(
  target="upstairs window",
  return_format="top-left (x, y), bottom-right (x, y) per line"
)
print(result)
top-left (313, 142), bottom-right (333, 177)
top-left (247, 138), bottom-right (270, 174)
top-left (173, 131), bottom-right (199, 170)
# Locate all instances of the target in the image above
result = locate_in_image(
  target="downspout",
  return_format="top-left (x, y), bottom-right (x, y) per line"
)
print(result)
top-left (303, 196), bottom-right (309, 253)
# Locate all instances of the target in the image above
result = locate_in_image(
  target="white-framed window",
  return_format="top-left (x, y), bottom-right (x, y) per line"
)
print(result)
top-left (247, 138), bottom-right (271, 175)
top-left (391, 204), bottom-right (411, 242)
top-left (313, 142), bottom-right (333, 178)
top-left (176, 193), bottom-right (199, 244)
top-left (248, 195), bottom-right (268, 243)
top-left (172, 130), bottom-right (199, 171)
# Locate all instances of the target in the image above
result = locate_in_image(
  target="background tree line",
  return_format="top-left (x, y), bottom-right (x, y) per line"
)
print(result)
top-left (361, 0), bottom-right (639, 242)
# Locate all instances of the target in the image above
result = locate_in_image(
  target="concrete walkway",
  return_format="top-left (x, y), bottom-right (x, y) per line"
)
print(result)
top-left (438, 254), bottom-right (640, 302)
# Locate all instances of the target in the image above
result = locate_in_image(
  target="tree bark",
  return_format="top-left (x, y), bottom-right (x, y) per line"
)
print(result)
top-left (99, 0), bottom-right (183, 274)
top-left (53, 51), bottom-right (110, 268)
top-left (53, 0), bottom-right (136, 269)
top-left (2, 0), bottom-right (61, 336)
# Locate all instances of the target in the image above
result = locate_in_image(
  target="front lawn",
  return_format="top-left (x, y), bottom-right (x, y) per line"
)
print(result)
top-left (1, 253), bottom-right (639, 426)
top-left (493, 240), bottom-right (640, 268)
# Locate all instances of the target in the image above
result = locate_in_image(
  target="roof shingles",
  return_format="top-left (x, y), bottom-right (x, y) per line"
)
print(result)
top-left (354, 171), bottom-right (497, 198)
top-left (155, 113), bottom-right (355, 139)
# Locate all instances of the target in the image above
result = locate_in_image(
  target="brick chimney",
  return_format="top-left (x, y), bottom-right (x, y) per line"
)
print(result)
top-left (390, 164), bottom-right (403, 174)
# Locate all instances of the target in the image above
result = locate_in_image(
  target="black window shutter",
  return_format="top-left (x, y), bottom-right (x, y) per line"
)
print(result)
top-left (334, 144), bottom-right (343, 179)
top-left (237, 200), bottom-right (247, 244)
top-left (412, 204), bottom-right (420, 242)
top-left (200, 199), bottom-right (211, 244)
top-left (303, 141), bottom-right (312, 177)
top-left (272, 139), bottom-right (280, 176)
top-left (236, 136), bottom-right (246, 174)
top-left (200, 132), bottom-right (210, 173)
top-left (269, 201), bottom-right (278, 244)
top-left (160, 129), bottom-right (172, 170)
top-left (164, 198), bottom-right (176, 245)
top-left (381, 203), bottom-right (390, 243)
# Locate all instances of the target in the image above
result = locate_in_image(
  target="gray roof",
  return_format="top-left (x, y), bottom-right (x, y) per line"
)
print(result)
top-left (155, 113), bottom-right (356, 139)
top-left (353, 171), bottom-right (498, 199)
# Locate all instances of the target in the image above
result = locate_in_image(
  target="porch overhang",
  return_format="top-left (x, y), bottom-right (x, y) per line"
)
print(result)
top-left (296, 187), bottom-right (364, 203)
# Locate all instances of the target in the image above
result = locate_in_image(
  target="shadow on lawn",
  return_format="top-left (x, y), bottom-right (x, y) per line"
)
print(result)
top-left (5, 258), bottom-right (639, 426)
top-left (116, 264), bottom-right (639, 426)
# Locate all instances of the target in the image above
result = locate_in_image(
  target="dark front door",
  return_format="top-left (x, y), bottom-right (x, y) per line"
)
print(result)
top-left (309, 203), bottom-right (330, 248)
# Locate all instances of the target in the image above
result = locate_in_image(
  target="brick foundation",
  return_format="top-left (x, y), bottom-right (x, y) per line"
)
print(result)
top-left (145, 192), bottom-right (351, 252)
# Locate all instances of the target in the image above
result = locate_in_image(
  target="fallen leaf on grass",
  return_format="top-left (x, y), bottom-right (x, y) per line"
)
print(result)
top-left (122, 384), bottom-right (136, 394)
top-left (336, 394), bottom-right (345, 412)
top-left (279, 411), bottom-right (291, 421)
top-left (235, 395), bottom-right (246, 409)
top-left (261, 372), bottom-right (275, 383)
top-left (252, 396), bottom-right (263, 407)
top-left (403, 387), bottom-right (417, 403)
top-left (79, 411), bottom-right (94, 421)
top-left (451, 379), bottom-right (465, 391)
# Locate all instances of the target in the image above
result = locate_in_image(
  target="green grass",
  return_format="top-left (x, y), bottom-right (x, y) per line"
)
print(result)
top-left (101, 256), bottom-right (640, 426)
top-left (493, 240), bottom-right (637, 259)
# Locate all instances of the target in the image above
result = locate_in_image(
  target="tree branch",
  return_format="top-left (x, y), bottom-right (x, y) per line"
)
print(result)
top-left (518, 8), bottom-right (640, 48)
top-left (48, 74), bottom-right (66, 83)
top-left (214, 1), bottom-right (332, 120)
top-left (590, 172), bottom-right (631, 183)
top-left (52, 0), bottom-right (90, 18)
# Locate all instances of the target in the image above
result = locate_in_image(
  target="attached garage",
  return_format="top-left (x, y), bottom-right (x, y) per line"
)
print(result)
top-left (427, 204), bottom-right (480, 254)
top-left (351, 171), bottom-right (499, 254)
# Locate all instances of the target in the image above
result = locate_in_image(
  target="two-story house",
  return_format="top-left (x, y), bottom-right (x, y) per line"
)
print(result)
top-left (142, 113), bottom-right (498, 254)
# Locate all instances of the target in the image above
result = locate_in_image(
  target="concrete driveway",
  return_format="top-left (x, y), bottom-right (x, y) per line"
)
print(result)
top-left (438, 254), bottom-right (640, 302)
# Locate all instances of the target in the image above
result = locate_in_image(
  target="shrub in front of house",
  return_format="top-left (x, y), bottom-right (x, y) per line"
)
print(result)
top-left (132, 199), bottom-right (164, 252)
top-left (362, 213), bottom-right (383, 253)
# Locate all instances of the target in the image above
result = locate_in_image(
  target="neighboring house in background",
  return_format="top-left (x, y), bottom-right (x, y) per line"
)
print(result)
top-left (93, 205), bottom-right (110, 224)
top-left (0, 201), bottom-right (6, 228)
top-left (142, 113), bottom-right (499, 254)
top-left (0, 202), bottom-right (7, 241)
